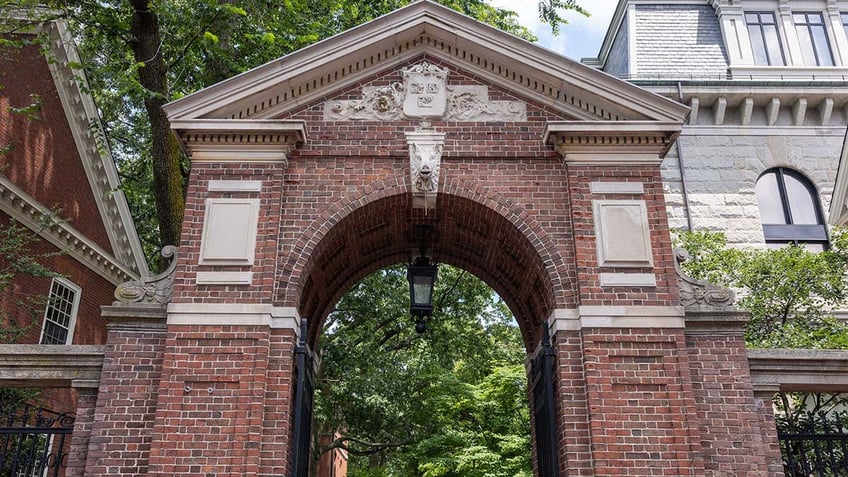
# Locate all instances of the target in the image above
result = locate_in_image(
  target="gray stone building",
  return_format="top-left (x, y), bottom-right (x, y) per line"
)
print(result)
top-left (585, 0), bottom-right (848, 249)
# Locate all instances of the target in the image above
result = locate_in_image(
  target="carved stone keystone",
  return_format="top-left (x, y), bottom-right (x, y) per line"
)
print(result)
top-left (406, 129), bottom-right (445, 210)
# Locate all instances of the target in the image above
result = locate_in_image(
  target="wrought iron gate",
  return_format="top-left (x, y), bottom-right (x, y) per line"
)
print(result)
top-left (779, 413), bottom-right (848, 476)
top-left (530, 325), bottom-right (560, 477)
top-left (0, 403), bottom-right (74, 477)
top-left (290, 320), bottom-right (315, 477)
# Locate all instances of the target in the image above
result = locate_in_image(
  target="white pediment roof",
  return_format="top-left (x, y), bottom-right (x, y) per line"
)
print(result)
top-left (163, 0), bottom-right (689, 125)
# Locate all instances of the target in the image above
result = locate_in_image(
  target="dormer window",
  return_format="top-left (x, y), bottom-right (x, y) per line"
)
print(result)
top-left (794, 12), bottom-right (834, 66)
top-left (755, 168), bottom-right (828, 251)
top-left (746, 12), bottom-right (786, 66)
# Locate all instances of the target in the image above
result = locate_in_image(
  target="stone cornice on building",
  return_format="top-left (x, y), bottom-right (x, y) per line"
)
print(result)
top-left (169, 119), bottom-right (307, 163)
top-left (748, 348), bottom-right (848, 392)
top-left (642, 82), bottom-right (848, 127)
top-left (0, 344), bottom-right (105, 388)
top-left (544, 121), bottom-right (683, 159)
top-left (0, 175), bottom-right (138, 285)
top-left (46, 20), bottom-right (148, 277)
top-left (163, 0), bottom-right (689, 127)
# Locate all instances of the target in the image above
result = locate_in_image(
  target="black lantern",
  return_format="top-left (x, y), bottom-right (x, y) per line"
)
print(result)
top-left (407, 226), bottom-right (437, 332)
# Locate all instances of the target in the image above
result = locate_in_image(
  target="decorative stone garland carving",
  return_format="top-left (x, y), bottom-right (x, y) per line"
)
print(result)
top-left (114, 246), bottom-right (178, 305)
top-left (447, 86), bottom-right (526, 121)
top-left (674, 248), bottom-right (735, 308)
top-left (324, 63), bottom-right (526, 122)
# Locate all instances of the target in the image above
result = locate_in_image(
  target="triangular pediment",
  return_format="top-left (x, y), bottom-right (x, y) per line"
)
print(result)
top-left (163, 0), bottom-right (688, 126)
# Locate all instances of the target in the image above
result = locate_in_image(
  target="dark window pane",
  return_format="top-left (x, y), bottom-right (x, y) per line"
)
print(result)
top-left (747, 12), bottom-right (785, 66)
top-left (756, 172), bottom-right (786, 224)
top-left (758, 168), bottom-right (828, 248)
top-left (783, 174), bottom-right (819, 224)
top-left (795, 12), bottom-right (834, 66)
top-left (812, 26), bottom-right (834, 65)
top-left (763, 26), bottom-right (785, 65)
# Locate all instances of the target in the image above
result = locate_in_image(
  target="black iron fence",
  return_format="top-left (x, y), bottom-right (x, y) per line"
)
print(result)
top-left (0, 403), bottom-right (74, 477)
top-left (779, 412), bottom-right (848, 476)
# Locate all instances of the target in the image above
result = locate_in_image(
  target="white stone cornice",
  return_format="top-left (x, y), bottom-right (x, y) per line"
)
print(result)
top-left (713, 97), bottom-right (727, 125)
top-left (0, 175), bottom-right (138, 285)
top-left (46, 20), bottom-right (148, 277)
top-left (162, 1), bottom-right (689, 126)
top-left (169, 119), bottom-right (307, 163)
top-left (748, 349), bottom-right (848, 392)
top-left (547, 305), bottom-right (686, 334)
top-left (544, 121), bottom-right (684, 159)
top-left (167, 303), bottom-right (302, 337)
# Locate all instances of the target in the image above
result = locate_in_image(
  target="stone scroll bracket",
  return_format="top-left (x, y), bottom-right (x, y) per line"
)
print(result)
top-left (406, 129), bottom-right (445, 210)
top-left (673, 247), bottom-right (736, 310)
top-left (114, 245), bottom-right (178, 307)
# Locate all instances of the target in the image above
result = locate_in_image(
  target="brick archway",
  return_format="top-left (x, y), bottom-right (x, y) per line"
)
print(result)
top-left (76, 4), bottom-right (787, 476)
top-left (282, 179), bottom-right (569, 350)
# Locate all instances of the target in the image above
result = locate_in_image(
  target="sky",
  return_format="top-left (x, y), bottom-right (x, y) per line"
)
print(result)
top-left (488, 0), bottom-right (620, 60)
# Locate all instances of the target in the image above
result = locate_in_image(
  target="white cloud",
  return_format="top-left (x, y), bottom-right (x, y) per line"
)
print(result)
top-left (489, 0), bottom-right (620, 59)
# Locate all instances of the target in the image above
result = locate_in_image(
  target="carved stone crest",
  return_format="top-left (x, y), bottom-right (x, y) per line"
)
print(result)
top-left (401, 62), bottom-right (448, 119)
top-left (406, 129), bottom-right (445, 209)
top-left (323, 64), bottom-right (527, 122)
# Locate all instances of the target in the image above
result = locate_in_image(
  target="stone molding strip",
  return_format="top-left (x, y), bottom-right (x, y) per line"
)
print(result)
top-left (548, 305), bottom-right (685, 333)
top-left (167, 303), bottom-right (301, 336)
top-left (169, 119), bottom-right (307, 163)
top-left (0, 175), bottom-right (138, 285)
top-left (748, 348), bottom-right (848, 393)
top-left (0, 344), bottom-right (105, 389)
top-left (544, 121), bottom-right (683, 159)
top-left (48, 20), bottom-right (148, 277)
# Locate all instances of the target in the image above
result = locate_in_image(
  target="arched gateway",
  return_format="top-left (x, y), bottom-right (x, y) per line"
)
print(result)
top-left (74, 2), bottom-right (785, 476)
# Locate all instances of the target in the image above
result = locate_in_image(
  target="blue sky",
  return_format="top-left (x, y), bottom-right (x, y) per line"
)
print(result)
top-left (488, 0), bottom-right (619, 60)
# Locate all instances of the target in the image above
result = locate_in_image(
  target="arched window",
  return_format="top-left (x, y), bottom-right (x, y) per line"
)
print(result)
top-left (755, 168), bottom-right (828, 250)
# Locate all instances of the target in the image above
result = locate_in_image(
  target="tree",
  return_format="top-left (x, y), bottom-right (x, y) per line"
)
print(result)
top-left (675, 228), bottom-right (848, 349)
top-left (1, 1), bottom-right (587, 267)
top-left (314, 264), bottom-right (531, 476)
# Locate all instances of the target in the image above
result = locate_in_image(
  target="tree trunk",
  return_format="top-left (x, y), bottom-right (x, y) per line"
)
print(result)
top-left (129, 0), bottom-right (185, 251)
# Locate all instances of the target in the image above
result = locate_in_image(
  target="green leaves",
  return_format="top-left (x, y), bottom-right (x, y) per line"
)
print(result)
top-left (315, 265), bottom-right (530, 475)
top-left (674, 228), bottom-right (848, 349)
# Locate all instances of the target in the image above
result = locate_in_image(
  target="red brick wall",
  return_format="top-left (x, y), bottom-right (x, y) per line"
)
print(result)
top-left (77, 54), bottom-right (782, 477)
top-left (0, 213), bottom-right (116, 347)
top-left (685, 327), bottom-right (783, 475)
top-left (146, 325), bottom-right (270, 476)
top-left (553, 330), bottom-right (593, 476)
top-left (0, 41), bottom-right (114, 254)
top-left (581, 328), bottom-right (703, 476)
top-left (84, 324), bottom-right (166, 477)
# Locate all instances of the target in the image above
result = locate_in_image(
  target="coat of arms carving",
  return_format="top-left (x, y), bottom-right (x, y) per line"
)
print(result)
top-left (401, 62), bottom-right (448, 119)
top-left (323, 62), bottom-right (526, 122)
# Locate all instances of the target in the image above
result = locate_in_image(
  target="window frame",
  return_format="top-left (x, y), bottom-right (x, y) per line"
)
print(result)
top-left (793, 11), bottom-right (835, 66)
top-left (756, 168), bottom-right (829, 248)
top-left (842, 12), bottom-right (848, 41)
top-left (745, 11), bottom-right (787, 66)
top-left (38, 277), bottom-right (81, 345)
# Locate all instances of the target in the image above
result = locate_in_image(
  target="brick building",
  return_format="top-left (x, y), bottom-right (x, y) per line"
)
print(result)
top-left (0, 18), bottom-right (147, 402)
top-left (53, 1), bottom-right (807, 476)
top-left (585, 0), bottom-right (848, 250)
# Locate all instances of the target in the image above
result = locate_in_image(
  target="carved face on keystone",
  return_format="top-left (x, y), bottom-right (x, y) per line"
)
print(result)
top-left (419, 164), bottom-right (432, 180)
